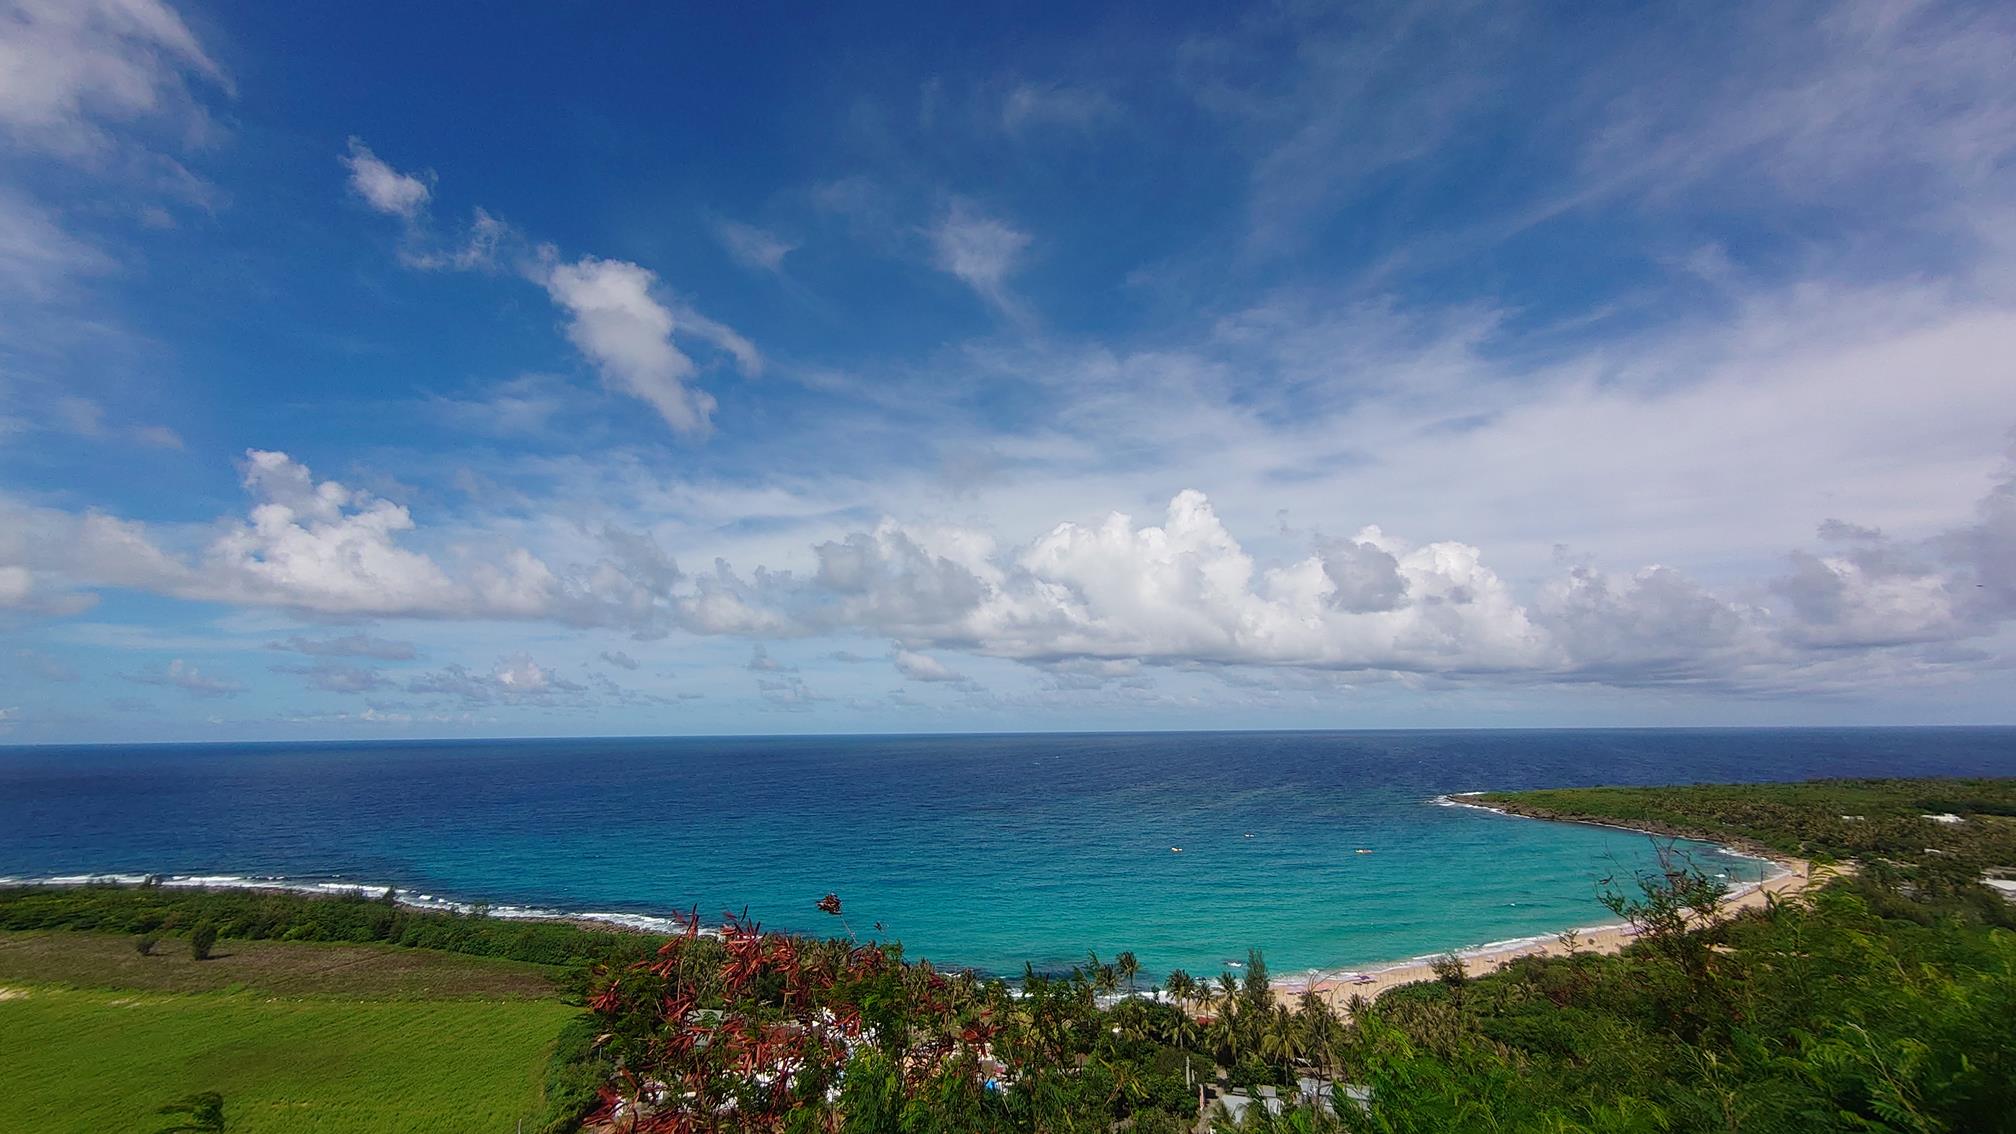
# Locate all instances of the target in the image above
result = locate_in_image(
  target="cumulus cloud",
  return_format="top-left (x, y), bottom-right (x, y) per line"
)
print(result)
top-left (756, 672), bottom-right (819, 710)
top-left (407, 654), bottom-right (585, 707)
top-left (337, 145), bottom-right (758, 435)
top-left (341, 137), bottom-right (431, 218)
top-left (538, 255), bottom-right (758, 435)
top-left (125, 658), bottom-right (244, 698)
top-left (10, 444), bottom-right (2016, 699)
top-left (599, 648), bottom-right (639, 670)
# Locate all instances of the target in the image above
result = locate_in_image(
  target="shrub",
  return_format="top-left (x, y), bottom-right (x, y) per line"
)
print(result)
top-left (189, 920), bottom-right (218, 961)
top-left (135, 932), bottom-right (159, 956)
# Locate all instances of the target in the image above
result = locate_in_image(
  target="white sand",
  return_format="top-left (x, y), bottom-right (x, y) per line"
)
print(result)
top-left (1286, 856), bottom-right (1828, 1014)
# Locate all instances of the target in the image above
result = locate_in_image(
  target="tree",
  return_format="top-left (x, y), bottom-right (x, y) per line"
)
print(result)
top-left (1429, 953), bottom-right (1467, 1012)
top-left (1116, 950), bottom-right (1141, 996)
top-left (1086, 951), bottom-right (1119, 996)
top-left (1166, 968), bottom-right (1197, 1009)
top-left (189, 920), bottom-right (218, 962)
top-left (1241, 949), bottom-right (1271, 1017)
top-left (154, 1091), bottom-right (225, 1133)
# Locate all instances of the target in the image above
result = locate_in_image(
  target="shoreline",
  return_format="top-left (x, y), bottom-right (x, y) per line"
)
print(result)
top-left (1278, 794), bottom-right (1818, 1012)
top-left (0, 872), bottom-right (705, 937)
top-left (3, 790), bottom-right (1817, 995)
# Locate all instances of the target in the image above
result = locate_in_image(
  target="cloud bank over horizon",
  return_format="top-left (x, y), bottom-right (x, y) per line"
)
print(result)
top-left (2, 0), bottom-right (2014, 740)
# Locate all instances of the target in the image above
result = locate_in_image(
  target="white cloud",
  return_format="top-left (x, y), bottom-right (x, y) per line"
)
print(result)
top-left (273, 660), bottom-right (391, 694)
top-left (539, 255), bottom-right (753, 436)
top-left (125, 658), bottom-right (244, 698)
top-left (0, 564), bottom-right (32, 605)
top-left (131, 423), bottom-right (183, 449)
top-left (406, 654), bottom-right (588, 707)
top-left (267, 633), bottom-right (418, 661)
top-left (714, 219), bottom-right (796, 272)
top-left (429, 373), bottom-right (569, 438)
top-left (892, 648), bottom-right (965, 683)
top-left (0, 188), bottom-right (114, 297)
top-left (0, 0), bottom-right (229, 157)
top-left (338, 148), bottom-right (758, 435)
top-left (929, 200), bottom-right (1032, 319)
top-left (599, 649), bottom-right (639, 670)
top-left (5, 416), bottom-right (2014, 702)
top-left (1002, 82), bottom-right (1119, 133)
top-left (341, 137), bottom-right (431, 219)
top-left (399, 206), bottom-right (506, 271)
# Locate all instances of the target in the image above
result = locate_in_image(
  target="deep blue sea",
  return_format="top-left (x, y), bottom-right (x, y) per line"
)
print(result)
top-left (3, 728), bottom-right (2012, 982)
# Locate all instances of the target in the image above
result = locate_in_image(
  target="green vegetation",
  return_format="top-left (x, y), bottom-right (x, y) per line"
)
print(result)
top-left (0, 929), bottom-right (562, 999)
top-left (190, 918), bottom-right (218, 960)
top-left (1473, 777), bottom-right (2016, 866)
top-left (0, 881), bottom-right (660, 981)
top-left (566, 779), bottom-right (2016, 1132)
top-left (0, 892), bottom-right (614, 1133)
top-left (154, 1091), bottom-right (226, 1134)
top-left (4, 776), bottom-right (2013, 1132)
top-left (0, 985), bottom-right (577, 1133)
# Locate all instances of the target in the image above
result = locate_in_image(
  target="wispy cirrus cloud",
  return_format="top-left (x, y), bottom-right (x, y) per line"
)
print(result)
top-left (928, 199), bottom-right (1032, 322)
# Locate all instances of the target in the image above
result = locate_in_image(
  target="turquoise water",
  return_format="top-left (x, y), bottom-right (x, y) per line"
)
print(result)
top-left (3, 729), bottom-right (2011, 981)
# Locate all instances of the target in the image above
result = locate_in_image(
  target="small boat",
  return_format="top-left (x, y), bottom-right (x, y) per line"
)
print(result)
top-left (1243, 832), bottom-right (1254, 838)
top-left (1170, 847), bottom-right (1182, 853)
top-left (1355, 848), bottom-right (1374, 855)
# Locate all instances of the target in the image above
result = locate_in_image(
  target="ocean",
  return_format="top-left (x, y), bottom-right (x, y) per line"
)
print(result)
top-left (3, 728), bottom-right (2011, 982)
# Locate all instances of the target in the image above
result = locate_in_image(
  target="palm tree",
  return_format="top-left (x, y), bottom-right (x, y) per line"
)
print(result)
top-left (1260, 1016), bottom-right (1306, 1067)
top-left (1116, 950), bottom-right (1141, 996)
top-left (1166, 968), bottom-right (1197, 1010)
top-left (1086, 951), bottom-right (1119, 996)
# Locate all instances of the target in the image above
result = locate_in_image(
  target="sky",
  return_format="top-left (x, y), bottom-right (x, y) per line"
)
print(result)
top-left (1, 0), bottom-right (2014, 743)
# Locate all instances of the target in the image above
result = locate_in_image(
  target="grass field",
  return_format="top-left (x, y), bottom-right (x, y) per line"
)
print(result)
top-left (0, 930), bottom-right (563, 999)
top-left (0, 931), bottom-right (586, 1133)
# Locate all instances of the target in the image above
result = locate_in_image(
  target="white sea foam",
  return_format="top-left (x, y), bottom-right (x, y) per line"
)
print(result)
top-left (0, 871), bottom-right (709, 935)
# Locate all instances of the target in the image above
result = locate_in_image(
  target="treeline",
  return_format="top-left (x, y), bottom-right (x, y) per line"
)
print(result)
top-left (1477, 777), bottom-right (2016, 870)
top-left (0, 883), bottom-right (660, 974)
top-left (7, 777), bottom-right (2015, 1132)
top-left (565, 863), bottom-right (2016, 1133)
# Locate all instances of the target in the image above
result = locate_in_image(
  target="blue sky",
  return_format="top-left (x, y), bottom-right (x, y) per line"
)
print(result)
top-left (3, 0), bottom-right (2014, 742)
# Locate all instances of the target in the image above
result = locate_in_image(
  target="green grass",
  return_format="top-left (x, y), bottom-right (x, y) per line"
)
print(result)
top-left (0, 929), bottom-right (563, 999)
top-left (0, 983), bottom-right (581, 1133)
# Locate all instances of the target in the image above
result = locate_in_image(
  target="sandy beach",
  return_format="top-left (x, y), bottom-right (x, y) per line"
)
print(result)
top-left (1284, 852), bottom-right (1824, 1013)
